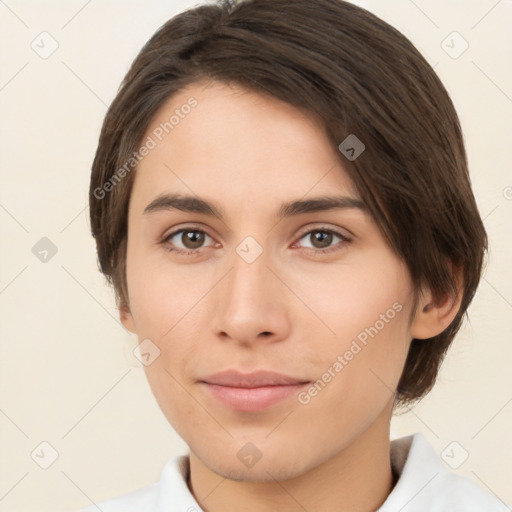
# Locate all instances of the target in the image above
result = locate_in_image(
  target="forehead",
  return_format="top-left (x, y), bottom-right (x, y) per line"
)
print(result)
top-left (131, 80), bottom-right (359, 213)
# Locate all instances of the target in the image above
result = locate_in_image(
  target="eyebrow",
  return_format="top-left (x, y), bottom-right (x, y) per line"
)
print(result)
top-left (143, 193), bottom-right (367, 220)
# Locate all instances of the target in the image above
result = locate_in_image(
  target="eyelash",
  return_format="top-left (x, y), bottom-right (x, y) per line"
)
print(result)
top-left (160, 225), bottom-right (352, 256)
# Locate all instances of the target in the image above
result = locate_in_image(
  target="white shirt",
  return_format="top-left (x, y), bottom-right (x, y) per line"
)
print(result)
top-left (75, 432), bottom-right (508, 511)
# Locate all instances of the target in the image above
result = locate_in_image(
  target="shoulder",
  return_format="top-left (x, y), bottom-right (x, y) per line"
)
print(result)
top-left (379, 432), bottom-right (508, 512)
top-left (433, 471), bottom-right (507, 507)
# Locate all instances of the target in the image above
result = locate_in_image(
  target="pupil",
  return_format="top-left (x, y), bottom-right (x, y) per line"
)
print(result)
top-left (184, 231), bottom-right (204, 249)
top-left (313, 231), bottom-right (331, 248)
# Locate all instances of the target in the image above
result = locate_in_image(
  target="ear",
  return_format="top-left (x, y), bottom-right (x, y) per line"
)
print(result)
top-left (120, 303), bottom-right (136, 334)
top-left (410, 265), bottom-right (463, 340)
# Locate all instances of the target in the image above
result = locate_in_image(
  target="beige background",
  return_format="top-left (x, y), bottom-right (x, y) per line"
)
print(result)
top-left (0, 0), bottom-right (511, 510)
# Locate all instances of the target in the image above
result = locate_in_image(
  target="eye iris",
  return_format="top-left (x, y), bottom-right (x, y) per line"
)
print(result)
top-left (312, 231), bottom-right (332, 248)
top-left (183, 231), bottom-right (204, 249)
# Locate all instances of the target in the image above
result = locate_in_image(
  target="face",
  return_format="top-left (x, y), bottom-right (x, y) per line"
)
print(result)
top-left (121, 80), bottom-right (417, 482)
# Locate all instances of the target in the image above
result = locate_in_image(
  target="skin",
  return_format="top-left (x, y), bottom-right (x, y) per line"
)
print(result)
top-left (120, 80), bottom-right (460, 512)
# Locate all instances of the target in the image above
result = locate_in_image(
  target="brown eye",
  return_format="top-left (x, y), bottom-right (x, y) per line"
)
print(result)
top-left (180, 230), bottom-right (206, 249)
top-left (296, 228), bottom-right (351, 254)
top-left (162, 228), bottom-right (215, 254)
top-left (309, 231), bottom-right (333, 249)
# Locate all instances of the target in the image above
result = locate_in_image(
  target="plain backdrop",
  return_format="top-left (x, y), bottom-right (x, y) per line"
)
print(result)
top-left (0, 0), bottom-right (511, 510)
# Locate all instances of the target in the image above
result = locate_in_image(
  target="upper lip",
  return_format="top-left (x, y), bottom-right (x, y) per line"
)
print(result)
top-left (200, 370), bottom-right (310, 388)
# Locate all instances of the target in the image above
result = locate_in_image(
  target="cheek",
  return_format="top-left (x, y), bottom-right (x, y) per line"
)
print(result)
top-left (295, 256), bottom-right (409, 342)
top-left (126, 248), bottom-right (207, 335)
top-left (295, 296), bottom-right (410, 441)
top-left (126, 255), bottom-right (214, 398)
top-left (128, 260), bottom-right (203, 423)
top-left (296, 258), bottom-right (412, 397)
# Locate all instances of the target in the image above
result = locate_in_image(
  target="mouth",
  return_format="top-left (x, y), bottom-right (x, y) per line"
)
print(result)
top-left (199, 369), bottom-right (310, 412)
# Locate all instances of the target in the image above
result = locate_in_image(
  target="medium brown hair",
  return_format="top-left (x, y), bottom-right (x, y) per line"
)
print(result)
top-left (89, 0), bottom-right (487, 407)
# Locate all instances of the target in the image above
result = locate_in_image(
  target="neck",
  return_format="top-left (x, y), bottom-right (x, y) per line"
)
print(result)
top-left (187, 412), bottom-right (395, 512)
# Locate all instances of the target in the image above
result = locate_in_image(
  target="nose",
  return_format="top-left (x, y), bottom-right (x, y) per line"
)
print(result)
top-left (212, 243), bottom-right (292, 346)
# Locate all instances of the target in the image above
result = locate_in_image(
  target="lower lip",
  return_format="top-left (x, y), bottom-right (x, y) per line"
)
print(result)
top-left (201, 382), bottom-right (309, 412)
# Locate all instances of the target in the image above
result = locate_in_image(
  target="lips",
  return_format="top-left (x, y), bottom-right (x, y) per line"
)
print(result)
top-left (200, 369), bottom-right (310, 388)
top-left (199, 370), bottom-right (311, 412)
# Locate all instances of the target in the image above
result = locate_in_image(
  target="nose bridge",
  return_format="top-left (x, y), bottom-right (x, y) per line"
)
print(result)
top-left (214, 237), bottom-right (289, 342)
top-left (226, 240), bottom-right (274, 313)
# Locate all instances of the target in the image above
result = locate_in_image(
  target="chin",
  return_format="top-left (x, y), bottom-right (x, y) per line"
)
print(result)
top-left (212, 461), bottom-right (302, 483)
top-left (197, 445), bottom-right (313, 483)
